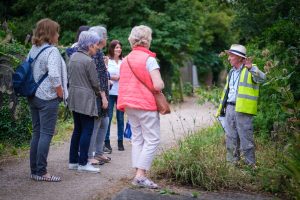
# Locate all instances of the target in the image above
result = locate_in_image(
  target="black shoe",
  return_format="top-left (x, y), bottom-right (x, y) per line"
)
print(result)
top-left (105, 140), bottom-right (112, 150)
top-left (118, 140), bottom-right (125, 151)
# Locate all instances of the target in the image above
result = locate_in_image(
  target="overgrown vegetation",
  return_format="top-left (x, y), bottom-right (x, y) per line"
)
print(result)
top-left (152, 124), bottom-right (297, 199)
top-left (0, 41), bottom-right (32, 148)
top-left (154, 1), bottom-right (299, 199)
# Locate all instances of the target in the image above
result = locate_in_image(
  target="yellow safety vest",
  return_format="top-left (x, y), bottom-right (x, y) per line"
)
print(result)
top-left (216, 66), bottom-right (259, 116)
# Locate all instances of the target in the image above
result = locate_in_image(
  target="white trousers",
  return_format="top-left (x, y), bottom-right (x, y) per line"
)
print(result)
top-left (126, 108), bottom-right (160, 171)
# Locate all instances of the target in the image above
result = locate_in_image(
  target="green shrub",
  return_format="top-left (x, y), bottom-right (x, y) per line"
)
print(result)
top-left (183, 82), bottom-right (193, 96)
top-left (0, 95), bottom-right (32, 146)
top-left (0, 42), bottom-right (32, 147)
top-left (195, 87), bottom-right (221, 106)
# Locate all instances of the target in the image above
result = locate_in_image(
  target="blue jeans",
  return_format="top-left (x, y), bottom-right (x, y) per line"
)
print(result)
top-left (69, 112), bottom-right (94, 166)
top-left (105, 95), bottom-right (124, 141)
top-left (28, 97), bottom-right (60, 176)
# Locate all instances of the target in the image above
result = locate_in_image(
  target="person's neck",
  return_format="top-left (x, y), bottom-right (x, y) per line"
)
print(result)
top-left (114, 56), bottom-right (119, 62)
top-left (233, 63), bottom-right (243, 70)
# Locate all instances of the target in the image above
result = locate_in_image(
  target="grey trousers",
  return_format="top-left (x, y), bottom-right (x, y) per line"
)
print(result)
top-left (225, 104), bottom-right (255, 165)
top-left (28, 97), bottom-right (60, 176)
top-left (88, 117), bottom-right (109, 158)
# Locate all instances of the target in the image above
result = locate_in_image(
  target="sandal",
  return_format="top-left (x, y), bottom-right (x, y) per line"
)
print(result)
top-left (90, 160), bottom-right (105, 165)
top-left (88, 158), bottom-right (105, 165)
top-left (132, 176), bottom-right (159, 189)
top-left (34, 174), bottom-right (61, 182)
top-left (95, 155), bottom-right (111, 163)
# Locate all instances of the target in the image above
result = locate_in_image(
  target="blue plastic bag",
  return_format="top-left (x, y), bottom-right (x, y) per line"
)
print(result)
top-left (124, 121), bottom-right (132, 140)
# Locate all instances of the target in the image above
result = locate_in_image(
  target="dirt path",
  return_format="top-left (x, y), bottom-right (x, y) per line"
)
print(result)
top-left (0, 97), bottom-right (215, 200)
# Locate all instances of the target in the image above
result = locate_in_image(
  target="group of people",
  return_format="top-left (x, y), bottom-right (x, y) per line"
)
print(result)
top-left (27, 18), bottom-right (164, 188)
top-left (26, 17), bottom-right (265, 189)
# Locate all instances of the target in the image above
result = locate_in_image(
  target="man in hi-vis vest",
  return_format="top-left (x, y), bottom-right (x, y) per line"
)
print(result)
top-left (216, 44), bottom-right (266, 167)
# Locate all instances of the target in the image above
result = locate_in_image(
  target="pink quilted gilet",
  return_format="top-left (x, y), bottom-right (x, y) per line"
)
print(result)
top-left (117, 48), bottom-right (157, 112)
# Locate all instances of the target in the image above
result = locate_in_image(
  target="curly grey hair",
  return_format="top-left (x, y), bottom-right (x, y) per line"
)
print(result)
top-left (128, 25), bottom-right (152, 48)
top-left (78, 31), bottom-right (100, 51)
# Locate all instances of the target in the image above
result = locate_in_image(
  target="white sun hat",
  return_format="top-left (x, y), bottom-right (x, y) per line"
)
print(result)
top-left (226, 44), bottom-right (247, 58)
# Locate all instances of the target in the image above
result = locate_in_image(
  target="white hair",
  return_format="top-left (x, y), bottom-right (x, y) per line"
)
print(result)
top-left (78, 31), bottom-right (100, 51)
top-left (128, 25), bottom-right (152, 48)
top-left (89, 26), bottom-right (107, 42)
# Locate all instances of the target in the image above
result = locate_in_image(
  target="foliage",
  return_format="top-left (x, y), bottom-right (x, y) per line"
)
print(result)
top-left (152, 124), bottom-right (295, 198)
top-left (231, 0), bottom-right (300, 43)
top-left (0, 95), bottom-right (32, 146)
top-left (193, 0), bottom-right (237, 83)
top-left (183, 82), bottom-right (193, 97)
top-left (0, 40), bottom-right (32, 146)
top-left (195, 87), bottom-right (221, 107)
top-left (1, 0), bottom-right (237, 100)
top-left (284, 133), bottom-right (300, 199)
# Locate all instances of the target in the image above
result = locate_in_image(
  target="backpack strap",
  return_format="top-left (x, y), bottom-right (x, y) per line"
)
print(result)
top-left (37, 71), bottom-right (49, 85)
top-left (30, 45), bottom-right (52, 85)
top-left (32, 45), bottom-right (52, 61)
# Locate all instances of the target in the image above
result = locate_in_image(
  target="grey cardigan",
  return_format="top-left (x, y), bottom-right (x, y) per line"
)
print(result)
top-left (67, 50), bottom-right (100, 117)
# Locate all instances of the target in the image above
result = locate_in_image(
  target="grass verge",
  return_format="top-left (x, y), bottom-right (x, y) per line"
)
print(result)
top-left (0, 119), bottom-right (73, 160)
top-left (151, 123), bottom-right (297, 199)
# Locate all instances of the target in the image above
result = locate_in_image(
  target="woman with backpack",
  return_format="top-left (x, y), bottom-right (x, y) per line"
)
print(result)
top-left (28, 18), bottom-right (68, 182)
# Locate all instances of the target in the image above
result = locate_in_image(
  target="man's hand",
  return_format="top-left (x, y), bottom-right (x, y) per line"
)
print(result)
top-left (244, 57), bottom-right (253, 70)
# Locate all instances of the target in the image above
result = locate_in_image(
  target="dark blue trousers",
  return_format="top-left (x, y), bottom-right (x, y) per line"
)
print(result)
top-left (69, 111), bottom-right (94, 166)
top-left (105, 95), bottom-right (124, 142)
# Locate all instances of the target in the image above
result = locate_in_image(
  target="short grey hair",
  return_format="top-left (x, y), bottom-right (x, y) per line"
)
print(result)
top-left (89, 26), bottom-right (107, 42)
top-left (128, 25), bottom-right (152, 48)
top-left (78, 31), bottom-right (100, 51)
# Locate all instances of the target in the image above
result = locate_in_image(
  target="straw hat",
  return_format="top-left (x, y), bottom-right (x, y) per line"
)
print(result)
top-left (225, 44), bottom-right (247, 58)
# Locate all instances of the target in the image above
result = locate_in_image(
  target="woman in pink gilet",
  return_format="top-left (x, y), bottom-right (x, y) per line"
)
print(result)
top-left (117, 25), bottom-right (164, 189)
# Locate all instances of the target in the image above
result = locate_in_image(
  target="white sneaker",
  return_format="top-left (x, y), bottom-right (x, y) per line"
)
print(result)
top-left (78, 163), bottom-right (100, 173)
top-left (69, 163), bottom-right (78, 170)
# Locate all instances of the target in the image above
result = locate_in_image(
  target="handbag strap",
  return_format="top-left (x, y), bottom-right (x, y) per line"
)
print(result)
top-left (126, 56), bottom-right (155, 94)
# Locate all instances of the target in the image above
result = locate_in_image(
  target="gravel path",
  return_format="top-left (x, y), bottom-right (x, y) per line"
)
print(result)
top-left (0, 97), bottom-right (216, 200)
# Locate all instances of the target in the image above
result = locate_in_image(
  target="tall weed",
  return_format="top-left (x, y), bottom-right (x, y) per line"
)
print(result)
top-left (152, 124), bottom-right (295, 198)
